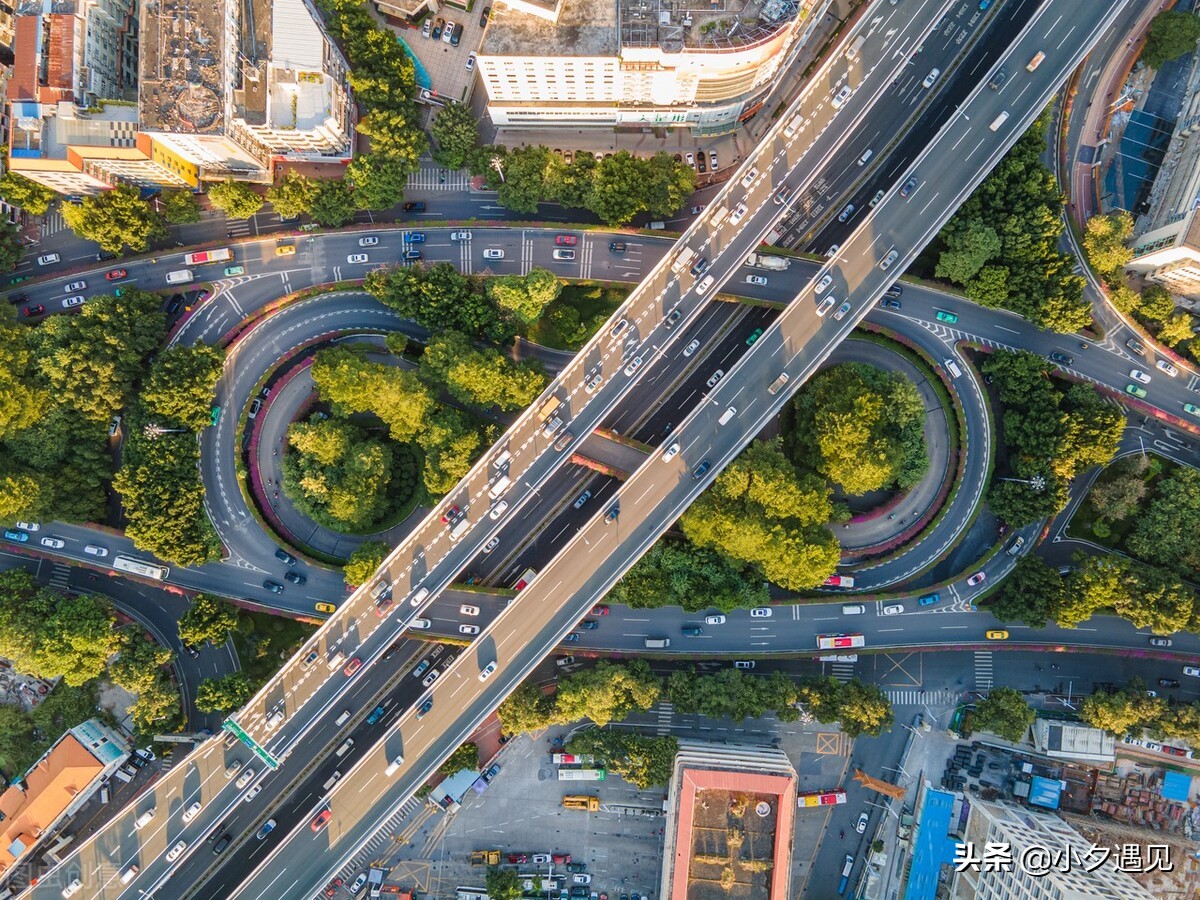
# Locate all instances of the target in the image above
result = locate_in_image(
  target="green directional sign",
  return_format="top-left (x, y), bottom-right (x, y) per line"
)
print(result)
top-left (222, 719), bottom-right (281, 770)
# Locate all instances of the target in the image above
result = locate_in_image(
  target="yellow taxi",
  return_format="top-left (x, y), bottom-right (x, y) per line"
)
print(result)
top-left (314, 602), bottom-right (336, 614)
top-left (275, 245), bottom-right (296, 257)
top-left (985, 630), bottom-right (1009, 640)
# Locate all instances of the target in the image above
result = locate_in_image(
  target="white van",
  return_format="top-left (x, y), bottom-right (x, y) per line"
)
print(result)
top-left (710, 205), bottom-right (730, 227)
top-left (133, 808), bottom-right (156, 830)
top-left (989, 111), bottom-right (1009, 132)
top-left (488, 474), bottom-right (511, 500)
top-left (165, 269), bottom-right (194, 285)
top-left (335, 709), bottom-right (351, 726)
top-left (858, 149), bottom-right (873, 166)
top-left (409, 586), bottom-right (429, 606)
top-left (644, 637), bottom-right (671, 649)
top-left (845, 34), bottom-right (866, 61)
top-left (327, 650), bottom-right (346, 671)
top-left (385, 755), bottom-right (405, 776)
top-left (112, 767), bottom-right (133, 784)
top-left (335, 738), bottom-right (355, 758)
top-left (120, 866), bottom-right (139, 885)
top-left (842, 604), bottom-right (866, 615)
top-left (719, 407), bottom-right (736, 425)
top-left (768, 373), bottom-right (790, 396)
top-left (492, 449), bottom-right (511, 469)
top-left (944, 358), bottom-right (963, 378)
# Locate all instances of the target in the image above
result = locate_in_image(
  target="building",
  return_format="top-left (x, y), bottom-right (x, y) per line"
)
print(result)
top-left (478, 0), bottom-right (828, 133)
top-left (1030, 719), bottom-right (1115, 765)
top-left (137, 0), bottom-right (354, 186)
top-left (949, 797), bottom-right (1155, 900)
top-left (659, 741), bottom-right (796, 900)
top-left (0, 719), bottom-right (129, 877)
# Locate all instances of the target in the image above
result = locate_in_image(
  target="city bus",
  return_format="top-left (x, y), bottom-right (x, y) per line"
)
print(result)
top-left (557, 768), bottom-right (606, 781)
top-left (797, 790), bottom-right (847, 808)
top-left (112, 555), bottom-right (170, 581)
top-left (551, 753), bottom-right (595, 766)
top-left (183, 248), bottom-right (234, 266)
top-left (816, 634), bottom-right (865, 651)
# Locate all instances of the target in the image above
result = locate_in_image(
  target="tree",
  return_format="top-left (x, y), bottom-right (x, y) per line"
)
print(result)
top-left (206, 179), bottom-right (264, 220)
top-left (1127, 467), bottom-right (1200, 575)
top-left (588, 151), bottom-right (651, 225)
top-left (1158, 311), bottom-right (1196, 348)
top-left (417, 407), bottom-right (486, 495)
top-left (430, 102), bottom-right (480, 169)
top-left (108, 628), bottom-right (173, 695)
top-left (1142, 10), bottom-right (1200, 69)
top-left (487, 269), bottom-right (562, 323)
top-left (1088, 454), bottom-right (1149, 523)
top-left (159, 189), bottom-right (201, 224)
top-left (0, 172), bottom-right (55, 216)
top-left (355, 109), bottom-right (427, 166)
top-left (494, 146), bottom-right (551, 214)
top-left (497, 682), bottom-right (556, 735)
top-left (565, 729), bottom-right (678, 789)
top-left (0, 705), bottom-right (37, 777)
top-left (140, 343), bottom-right (225, 430)
top-left (128, 678), bottom-right (184, 739)
top-left (935, 219), bottom-right (1002, 285)
top-left (0, 221), bottom-right (23, 273)
top-left (178, 594), bottom-right (241, 647)
top-left (440, 742), bottom-right (479, 776)
top-left (345, 154), bottom-right (410, 211)
top-left (0, 324), bottom-right (47, 440)
top-left (1115, 563), bottom-right (1195, 635)
top-left (644, 152), bottom-right (697, 219)
top-left (989, 556), bottom-right (1065, 628)
top-left (308, 180), bottom-right (357, 227)
top-left (311, 346), bottom-right (435, 443)
top-left (1080, 684), bottom-right (1166, 735)
top-left (0, 571), bottom-right (117, 684)
top-left (835, 680), bottom-right (894, 738)
top-left (343, 540), bottom-right (390, 588)
top-left (486, 868), bottom-right (522, 900)
top-left (681, 439), bottom-right (840, 590)
top-left (554, 660), bottom-right (662, 727)
top-left (0, 470), bottom-right (48, 523)
top-left (1082, 212), bottom-right (1134, 281)
top-left (420, 332), bottom-right (548, 411)
top-left (969, 687), bottom-right (1035, 742)
top-left (366, 263), bottom-right (508, 342)
top-left (267, 172), bottom-right (318, 220)
top-left (607, 539), bottom-right (770, 612)
top-left (61, 185), bottom-right (167, 254)
top-left (195, 673), bottom-right (255, 713)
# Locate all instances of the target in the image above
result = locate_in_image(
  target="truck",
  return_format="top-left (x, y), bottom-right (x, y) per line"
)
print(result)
top-left (470, 850), bottom-right (501, 866)
top-left (671, 247), bottom-right (697, 274)
top-left (745, 251), bottom-right (790, 271)
top-left (563, 795), bottom-right (600, 812)
top-left (537, 397), bottom-right (561, 423)
top-left (513, 568), bottom-right (536, 591)
top-left (557, 768), bottom-right (606, 781)
top-left (183, 248), bottom-right (233, 266)
top-left (368, 867), bottom-right (386, 898)
top-left (165, 269), bottom-right (194, 285)
top-left (449, 517), bottom-right (471, 542)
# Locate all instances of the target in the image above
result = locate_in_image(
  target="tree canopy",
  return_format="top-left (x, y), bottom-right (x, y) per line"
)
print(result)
top-left (430, 102), bottom-right (479, 169)
top-left (0, 571), bottom-right (116, 685)
top-left (0, 172), bottom-right (56, 217)
top-left (159, 189), bottom-right (202, 224)
top-left (419, 330), bottom-right (548, 411)
top-left (565, 729), bottom-right (678, 789)
top-left (178, 594), bottom-right (241, 647)
top-left (1142, 10), bottom-right (1200, 70)
top-left (1082, 212), bottom-right (1134, 281)
top-left (487, 269), bottom-right (562, 324)
top-left (365, 263), bottom-right (509, 343)
top-left (140, 343), bottom-right (225, 431)
top-left (62, 185), bottom-right (168, 254)
top-left (1126, 465), bottom-right (1200, 576)
top-left (343, 540), bottom-right (390, 588)
top-left (206, 180), bottom-right (264, 220)
top-left (968, 687), bottom-right (1035, 742)
top-left (195, 673), bottom-right (255, 713)
top-left (607, 539), bottom-right (770, 612)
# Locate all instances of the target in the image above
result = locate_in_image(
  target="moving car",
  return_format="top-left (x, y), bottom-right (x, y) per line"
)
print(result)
top-left (315, 602), bottom-right (336, 613)
top-left (343, 657), bottom-right (363, 676)
top-left (256, 819), bottom-right (276, 840)
top-left (692, 459), bottom-right (711, 480)
top-left (1125, 384), bottom-right (1148, 399)
top-left (705, 614), bottom-right (726, 625)
top-left (105, 269), bottom-right (126, 281)
top-left (749, 607), bottom-right (772, 618)
top-left (746, 328), bottom-right (764, 345)
top-left (403, 202), bottom-right (428, 212)
top-left (1159, 678), bottom-right (1181, 689)
top-left (263, 580), bottom-right (284, 594)
top-left (284, 571), bottom-right (306, 585)
top-left (838, 203), bottom-right (855, 222)
top-left (224, 264), bottom-right (244, 276)
top-left (1156, 359), bottom-right (1178, 377)
top-left (662, 442), bottom-right (680, 462)
top-left (833, 300), bottom-right (852, 320)
top-left (1129, 369), bottom-right (1151, 384)
top-left (553, 249), bottom-right (576, 261)
top-left (592, 605), bottom-right (610, 615)
top-left (816, 296), bottom-right (835, 317)
top-left (167, 840), bottom-right (188, 861)
top-left (922, 67), bottom-right (941, 88)
top-left (275, 245), bottom-right (295, 256)
top-left (966, 571), bottom-right (986, 587)
top-left (935, 310), bottom-right (958, 323)
top-left (37, 254), bottom-right (60, 265)
top-left (879, 250), bottom-right (899, 270)
top-left (359, 236), bottom-right (379, 246)
top-left (479, 661), bottom-right (498, 681)
top-left (483, 248), bottom-right (505, 260)
top-left (880, 297), bottom-right (902, 310)
top-left (311, 809), bottom-right (332, 832)
top-left (555, 234), bottom-right (578, 245)
top-left (460, 624), bottom-right (480, 635)
top-left (62, 296), bottom-right (84, 308)
top-left (1186, 403), bottom-right (1200, 417)
top-left (346, 254), bottom-right (369, 264)
top-left (900, 177), bottom-right (919, 197)
top-left (1049, 351), bottom-right (1074, 366)
top-left (918, 593), bottom-right (940, 606)
top-left (22, 304), bottom-right (44, 317)
top-left (40, 536), bottom-right (65, 549)
top-left (460, 604), bottom-right (480, 616)
top-left (741, 167), bottom-right (759, 187)
top-left (63, 280), bottom-right (86, 292)
top-left (986, 630), bottom-right (1009, 640)
top-left (275, 548), bottom-right (297, 565)
top-left (1149, 637), bottom-right (1172, 647)
top-left (730, 203), bottom-right (748, 224)
top-left (882, 604), bottom-right (904, 616)
top-left (856, 811), bottom-right (869, 833)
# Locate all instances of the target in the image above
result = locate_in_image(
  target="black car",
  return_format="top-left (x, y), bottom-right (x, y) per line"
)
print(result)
top-left (884, 285), bottom-right (902, 298)
top-left (1159, 678), bottom-right (1181, 689)
top-left (697, 153), bottom-right (707, 174)
top-left (609, 241), bottom-right (627, 254)
top-left (1049, 351), bottom-right (1074, 366)
top-left (184, 644), bottom-right (200, 659)
top-left (213, 834), bottom-right (232, 855)
top-left (402, 202), bottom-right (427, 212)
top-left (164, 294), bottom-right (184, 315)
top-left (580, 620), bottom-right (599, 630)
top-left (879, 297), bottom-right (902, 310)
top-left (692, 459), bottom-right (711, 480)
top-left (382, 643), bottom-right (400, 661)
top-left (7, 292), bottom-right (26, 305)
top-left (284, 571), bottom-right (306, 585)
top-left (274, 548), bottom-right (297, 566)
top-left (263, 580), bottom-right (285, 594)
top-left (480, 5), bottom-right (490, 26)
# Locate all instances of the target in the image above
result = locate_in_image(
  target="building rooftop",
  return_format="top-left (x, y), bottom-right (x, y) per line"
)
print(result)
top-left (137, 0), bottom-right (228, 133)
top-left (483, 0), bottom-right (619, 57)
top-left (621, 0), bottom-right (799, 52)
top-left (1032, 719), bottom-right (1115, 763)
top-left (10, 100), bottom-right (138, 161)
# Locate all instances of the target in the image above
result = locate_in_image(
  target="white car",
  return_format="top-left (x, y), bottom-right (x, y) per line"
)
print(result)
top-left (572, 875), bottom-right (591, 885)
top-left (466, 51), bottom-right (477, 71)
top-left (442, 20), bottom-right (455, 42)
top-left (490, 500), bottom-right (508, 519)
top-left (39, 537), bottom-right (65, 549)
top-left (532, 854), bottom-right (552, 864)
top-left (346, 254), bottom-right (369, 264)
top-left (730, 203), bottom-right (748, 224)
top-left (478, 661), bottom-right (497, 681)
top-left (422, 668), bottom-right (441, 686)
top-left (62, 296), bottom-right (85, 308)
top-left (685, 152), bottom-right (695, 167)
top-left (166, 840), bottom-right (187, 862)
top-left (63, 281), bottom-right (87, 293)
top-left (662, 441), bottom-right (680, 462)
top-left (816, 296), bottom-right (836, 317)
top-left (882, 604), bottom-right (904, 616)
top-left (483, 536), bottom-right (500, 554)
top-left (235, 769), bottom-right (255, 789)
top-left (182, 801), bottom-right (202, 823)
top-left (922, 67), bottom-right (941, 88)
top-left (483, 248), bottom-right (505, 260)
top-left (460, 624), bottom-right (480, 635)
top-left (15, 521), bottom-right (39, 532)
top-left (37, 253), bottom-right (60, 266)
top-left (967, 571), bottom-right (986, 587)
top-left (1156, 359), bottom-right (1178, 377)
top-left (856, 811), bottom-right (869, 834)
top-left (1184, 666), bottom-right (1200, 677)
top-left (349, 873), bottom-right (369, 895)
top-left (746, 275), bottom-right (768, 286)
top-left (704, 614), bottom-right (726, 625)
top-left (879, 249), bottom-right (899, 270)
top-left (460, 604), bottom-right (480, 616)
top-left (450, 231), bottom-right (471, 241)
top-left (410, 618), bottom-right (431, 629)
top-left (683, 339), bottom-right (700, 357)
top-left (833, 300), bottom-right (852, 321)
top-left (741, 167), bottom-right (759, 188)
top-left (749, 607), bottom-right (772, 618)
top-left (1129, 369), bottom-right (1151, 384)
top-left (624, 355), bottom-right (644, 376)
top-left (358, 236), bottom-right (379, 247)
top-left (706, 370), bottom-right (724, 388)
top-left (244, 784), bottom-right (262, 802)
top-left (815, 274), bottom-right (833, 294)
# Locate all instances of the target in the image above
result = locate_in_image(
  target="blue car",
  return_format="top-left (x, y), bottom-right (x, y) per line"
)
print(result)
top-left (3, 530), bottom-right (29, 543)
top-left (366, 705), bottom-right (386, 725)
top-left (404, 232), bottom-right (426, 243)
top-left (564, 633), bottom-right (580, 643)
top-left (918, 592), bottom-right (940, 606)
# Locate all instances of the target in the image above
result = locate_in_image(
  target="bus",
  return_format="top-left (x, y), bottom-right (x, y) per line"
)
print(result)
top-left (455, 889), bottom-right (488, 900)
top-left (551, 753), bottom-right (595, 766)
top-left (557, 768), bottom-right (606, 781)
top-left (816, 634), bottom-right (865, 651)
top-left (112, 555), bottom-right (170, 581)
top-left (513, 568), bottom-right (536, 591)
top-left (838, 854), bottom-right (854, 895)
top-left (797, 790), bottom-right (847, 808)
top-left (183, 248), bottom-right (234, 266)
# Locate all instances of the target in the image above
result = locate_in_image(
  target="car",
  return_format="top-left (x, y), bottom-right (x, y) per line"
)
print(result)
top-left (1185, 403), bottom-right (1200, 417)
top-left (815, 274), bottom-right (834, 294)
top-left (412, 660), bottom-right (431, 679)
top-left (489, 500), bottom-right (509, 519)
top-left (664, 308), bottom-right (682, 329)
top-left (553, 432), bottom-right (574, 451)
top-left (59, 294), bottom-right (87, 310)
top-left (343, 657), bottom-right (363, 677)
top-left (315, 602), bottom-right (336, 614)
top-left (346, 253), bottom-right (369, 264)
top-left (256, 819), bottom-right (276, 840)
top-left (922, 67), bottom-right (941, 88)
top-left (274, 548), bottom-right (297, 566)
top-left (692, 459), bottom-right (711, 479)
top-left (604, 504), bottom-right (619, 524)
top-left (105, 269), bottom-right (126, 281)
top-left (553, 248), bottom-right (576, 261)
top-left (986, 630), bottom-right (1009, 640)
top-left (459, 624), bottom-right (481, 636)
top-left (1049, 351), bottom-right (1074, 366)
top-left (235, 768), bottom-right (256, 789)
top-left (1159, 678), bottom-right (1181, 689)
top-left (1184, 667), bottom-right (1200, 677)
top-left (880, 297), bottom-right (902, 310)
top-left (838, 203), bottom-right (855, 222)
top-left (1125, 384), bottom-right (1148, 399)
top-left (483, 536), bottom-right (500, 554)
top-left (39, 536), bottom-right (65, 549)
top-left (402, 249), bottom-right (422, 262)
top-left (323, 880), bottom-right (346, 899)
top-left (1149, 637), bottom-right (1172, 648)
top-left (555, 235), bottom-right (578, 246)
top-left (918, 592), bottom-right (940, 606)
top-left (879, 250), bottom-right (899, 270)
top-left (284, 571), bottom-right (306, 585)
top-left (508, 853), bottom-right (530, 864)
top-left (967, 571), bottom-right (986, 587)
top-left (935, 310), bottom-right (958, 323)
top-left (882, 604), bottom-right (904, 616)
top-left (63, 281), bottom-right (86, 293)
top-left (165, 838), bottom-right (188, 862)
top-left (609, 318), bottom-right (629, 339)
top-left (557, 655), bottom-right (576, 667)
top-left (244, 784), bottom-right (262, 802)
top-left (609, 241), bottom-right (627, 253)
top-left (263, 580), bottom-right (284, 594)
top-left (1130, 369), bottom-right (1151, 384)
top-left (705, 614), bottom-right (726, 625)
top-left (275, 245), bottom-right (295, 256)
top-left (1156, 359), bottom-right (1179, 377)
top-left (682, 338), bottom-right (702, 358)
top-left (440, 505), bottom-right (461, 524)
top-left (1005, 535), bottom-right (1025, 557)
top-left (750, 607), bottom-right (772, 618)
top-left (573, 875), bottom-right (592, 885)
top-left (833, 300), bottom-right (852, 320)
top-left (746, 328), bottom-right (764, 345)
top-left (366, 705), bottom-right (386, 725)
top-left (816, 296), bottom-right (835, 317)
top-left (741, 167), bottom-right (759, 188)
top-left (734, 661), bottom-right (755, 669)
top-left (685, 152), bottom-right (695, 167)
top-left (564, 632), bottom-right (580, 643)
top-left (869, 190), bottom-right (885, 208)
top-left (624, 355), bottom-right (644, 376)
top-left (460, 604), bottom-right (480, 616)
top-left (532, 853), bottom-right (552, 865)
top-left (311, 809), bottom-right (332, 832)
top-left (403, 202), bottom-right (428, 212)
top-left (466, 51), bottom-right (476, 71)
top-left (182, 801), bottom-right (202, 823)
top-left (856, 811), bottom-right (869, 834)
top-left (480, 5), bottom-right (490, 26)
top-left (22, 305), bottom-right (44, 317)
top-left (479, 661), bottom-right (498, 682)
top-left (430, 19), bottom-right (441, 39)
top-left (662, 441), bottom-right (680, 462)
top-left (442, 19), bottom-right (455, 42)
top-left (573, 490), bottom-right (591, 509)
top-left (729, 202), bottom-right (749, 225)
top-left (37, 254), bottom-right (60, 265)
top-left (709, 151), bottom-right (718, 170)
top-left (988, 66), bottom-right (1008, 89)
top-left (900, 176), bottom-right (919, 197)
top-left (580, 619), bottom-right (600, 630)
top-left (483, 248), bottom-right (505, 260)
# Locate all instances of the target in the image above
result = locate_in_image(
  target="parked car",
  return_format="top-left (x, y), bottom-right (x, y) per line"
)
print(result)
top-left (856, 811), bottom-right (869, 833)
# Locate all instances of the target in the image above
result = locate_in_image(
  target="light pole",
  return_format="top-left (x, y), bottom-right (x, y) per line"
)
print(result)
top-left (143, 423), bottom-right (190, 439)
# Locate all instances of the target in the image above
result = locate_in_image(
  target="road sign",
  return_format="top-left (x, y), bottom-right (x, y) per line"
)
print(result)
top-left (222, 719), bottom-right (281, 770)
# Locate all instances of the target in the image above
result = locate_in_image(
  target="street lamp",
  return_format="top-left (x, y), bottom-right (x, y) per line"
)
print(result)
top-left (143, 423), bottom-right (190, 439)
top-left (491, 156), bottom-right (506, 183)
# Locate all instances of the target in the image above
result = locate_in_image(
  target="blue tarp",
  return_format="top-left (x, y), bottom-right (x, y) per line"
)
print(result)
top-left (903, 789), bottom-right (959, 900)
top-left (1162, 770), bottom-right (1190, 803)
top-left (396, 37), bottom-right (432, 91)
top-left (1029, 776), bottom-right (1062, 810)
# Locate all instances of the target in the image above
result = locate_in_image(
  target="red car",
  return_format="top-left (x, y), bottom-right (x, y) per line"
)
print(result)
top-left (591, 604), bottom-right (610, 615)
top-left (22, 305), bottom-right (43, 317)
top-left (374, 598), bottom-right (394, 618)
top-left (105, 269), bottom-right (127, 281)
top-left (323, 878), bottom-right (344, 898)
top-left (343, 657), bottom-right (363, 676)
top-left (440, 504), bottom-right (461, 524)
top-left (310, 809), bottom-right (332, 832)
top-left (555, 234), bottom-right (578, 246)
top-left (552, 852), bottom-right (571, 864)
top-left (507, 853), bottom-right (528, 864)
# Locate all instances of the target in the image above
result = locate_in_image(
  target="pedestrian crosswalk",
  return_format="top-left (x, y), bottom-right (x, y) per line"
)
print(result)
top-left (885, 688), bottom-right (959, 707)
top-left (48, 564), bottom-right (70, 592)
top-left (40, 210), bottom-right (66, 238)
top-left (655, 701), bottom-right (674, 736)
top-left (226, 216), bottom-right (252, 237)
top-left (345, 795), bottom-right (427, 871)
top-left (406, 165), bottom-right (471, 191)
top-left (974, 651), bottom-right (994, 692)
top-left (828, 661), bottom-right (857, 683)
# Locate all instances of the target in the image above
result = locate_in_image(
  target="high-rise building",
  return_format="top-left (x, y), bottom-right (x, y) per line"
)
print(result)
top-left (478, 0), bottom-right (828, 133)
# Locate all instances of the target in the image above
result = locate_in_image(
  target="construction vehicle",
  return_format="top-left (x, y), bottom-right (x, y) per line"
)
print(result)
top-left (470, 849), bottom-right (501, 865)
top-left (745, 251), bottom-right (790, 271)
top-left (563, 795), bottom-right (600, 812)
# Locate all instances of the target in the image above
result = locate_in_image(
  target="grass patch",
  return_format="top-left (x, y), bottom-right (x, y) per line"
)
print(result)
top-left (233, 611), bottom-right (316, 684)
top-left (529, 282), bottom-right (630, 350)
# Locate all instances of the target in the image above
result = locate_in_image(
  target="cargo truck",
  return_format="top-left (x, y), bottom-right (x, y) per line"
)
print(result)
top-left (470, 850), bottom-right (501, 865)
top-left (745, 251), bottom-right (790, 271)
top-left (671, 247), bottom-right (697, 274)
top-left (563, 795), bottom-right (600, 811)
top-left (537, 397), bottom-right (561, 422)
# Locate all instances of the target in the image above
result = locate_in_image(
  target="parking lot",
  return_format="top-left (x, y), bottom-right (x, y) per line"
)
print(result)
top-left (395, 6), bottom-right (485, 106)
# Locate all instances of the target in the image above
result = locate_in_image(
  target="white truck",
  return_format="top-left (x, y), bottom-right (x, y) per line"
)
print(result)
top-left (745, 251), bottom-right (790, 271)
top-left (165, 269), bottom-right (194, 285)
top-left (671, 247), bottom-right (697, 274)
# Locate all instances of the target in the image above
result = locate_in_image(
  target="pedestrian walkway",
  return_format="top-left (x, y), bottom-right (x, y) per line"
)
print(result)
top-left (48, 564), bottom-right (70, 592)
top-left (40, 210), bottom-right (66, 238)
top-left (974, 652), bottom-right (994, 692)
top-left (340, 795), bottom-right (428, 875)
top-left (406, 165), bottom-right (471, 191)
top-left (654, 701), bottom-right (674, 736)
top-left (829, 660), bottom-right (858, 683)
top-left (885, 688), bottom-right (959, 707)
top-left (226, 216), bottom-right (253, 238)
